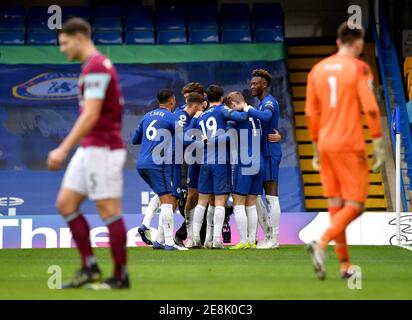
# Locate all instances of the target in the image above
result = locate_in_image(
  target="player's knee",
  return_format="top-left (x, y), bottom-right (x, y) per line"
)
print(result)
top-left (56, 198), bottom-right (76, 216)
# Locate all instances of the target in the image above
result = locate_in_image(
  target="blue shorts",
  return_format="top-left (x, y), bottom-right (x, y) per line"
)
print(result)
top-left (198, 163), bottom-right (231, 195)
top-left (264, 156), bottom-right (281, 183)
top-left (138, 166), bottom-right (173, 196)
top-left (232, 164), bottom-right (264, 196)
top-left (172, 164), bottom-right (182, 198)
top-left (187, 164), bottom-right (200, 189)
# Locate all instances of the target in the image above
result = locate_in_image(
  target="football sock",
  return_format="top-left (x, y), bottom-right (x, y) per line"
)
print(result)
top-left (205, 205), bottom-right (215, 243)
top-left (266, 195), bottom-right (281, 243)
top-left (213, 206), bottom-right (225, 242)
top-left (160, 204), bottom-right (175, 246)
top-left (104, 214), bottom-right (127, 280)
top-left (233, 205), bottom-right (247, 244)
top-left (193, 205), bottom-right (206, 241)
top-left (64, 211), bottom-right (95, 268)
top-left (142, 194), bottom-right (160, 227)
top-left (246, 205), bottom-right (258, 244)
top-left (329, 206), bottom-right (351, 270)
top-left (156, 212), bottom-right (165, 244)
top-left (256, 195), bottom-right (271, 240)
top-left (320, 205), bottom-right (361, 249)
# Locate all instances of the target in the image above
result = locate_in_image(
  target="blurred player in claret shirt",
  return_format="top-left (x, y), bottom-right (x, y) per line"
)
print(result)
top-left (305, 22), bottom-right (385, 280)
top-left (47, 18), bottom-right (129, 290)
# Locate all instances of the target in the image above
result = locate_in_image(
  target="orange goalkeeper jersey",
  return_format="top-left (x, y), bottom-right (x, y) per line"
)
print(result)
top-left (305, 53), bottom-right (382, 151)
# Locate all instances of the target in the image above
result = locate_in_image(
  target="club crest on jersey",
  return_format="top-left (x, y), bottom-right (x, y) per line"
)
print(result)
top-left (12, 72), bottom-right (79, 100)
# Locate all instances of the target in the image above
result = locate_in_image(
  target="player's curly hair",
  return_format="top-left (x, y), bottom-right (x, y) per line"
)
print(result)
top-left (252, 69), bottom-right (272, 86)
top-left (181, 82), bottom-right (205, 95)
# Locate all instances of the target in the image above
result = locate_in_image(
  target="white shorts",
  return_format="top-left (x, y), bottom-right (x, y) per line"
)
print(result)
top-left (62, 147), bottom-right (126, 201)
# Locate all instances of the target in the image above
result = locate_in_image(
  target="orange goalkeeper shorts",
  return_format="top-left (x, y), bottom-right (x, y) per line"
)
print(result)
top-left (319, 150), bottom-right (369, 203)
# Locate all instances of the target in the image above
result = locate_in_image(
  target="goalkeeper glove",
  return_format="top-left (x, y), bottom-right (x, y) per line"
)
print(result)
top-left (312, 142), bottom-right (320, 171)
top-left (372, 137), bottom-right (385, 173)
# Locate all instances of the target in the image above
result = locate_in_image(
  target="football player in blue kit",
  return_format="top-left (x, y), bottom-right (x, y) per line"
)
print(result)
top-left (132, 89), bottom-right (200, 250)
top-left (224, 91), bottom-right (264, 249)
top-left (191, 85), bottom-right (248, 249)
top-left (243, 69), bottom-right (282, 249)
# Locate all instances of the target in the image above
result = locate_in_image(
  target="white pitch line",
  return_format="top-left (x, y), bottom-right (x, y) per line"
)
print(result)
top-left (395, 244), bottom-right (412, 252)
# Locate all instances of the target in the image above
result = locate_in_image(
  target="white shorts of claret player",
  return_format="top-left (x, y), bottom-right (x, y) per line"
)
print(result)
top-left (62, 147), bottom-right (126, 200)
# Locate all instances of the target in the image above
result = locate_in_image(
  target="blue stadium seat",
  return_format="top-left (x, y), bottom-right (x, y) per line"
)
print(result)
top-left (189, 4), bottom-right (217, 18)
top-left (93, 31), bottom-right (122, 45)
top-left (254, 28), bottom-right (284, 43)
top-left (157, 30), bottom-right (186, 45)
top-left (189, 29), bottom-right (218, 44)
top-left (0, 31), bottom-right (25, 45)
top-left (62, 6), bottom-right (89, 20)
top-left (0, 6), bottom-right (25, 19)
top-left (28, 6), bottom-right (50, 18)
top-left (125, 17), bottom-right (154, 31)
top-left (221, 29), bottom-right (252, 44)
top-left (156, 5), bottom-right (186, 19)
top-left (124, 5), bottom-right (153, 19)
top-left (28, 18), bottom-right (50, 32)
top-left (221, 16), bottom-right (250, 30)
top-left (252, 3), bottom-right (282, 17)
top-left (157, 17), bottom-right (186, 31)
top-left (221, 3), bottom-right (250, 18)
top-left (28, 32), bottom-right (57, 46)
top-left (188, 16), bottom-right (218, 31)
top-left (125, 31), bottom-right (155, 45)
top-left (0, 18), bottom-right (25, 32)
top-left (92, 6), bottom-right (121, 19)
top-left (253, 15), bottom-right (282, 29)
top-left (93, 18), bottom-right (122, 31)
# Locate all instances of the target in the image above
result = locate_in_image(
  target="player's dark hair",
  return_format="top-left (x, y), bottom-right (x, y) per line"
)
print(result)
top-left (157, 89), bottom-right (175, 104)
top-left (337, 21), bottom-right (365, 44)
top-left (252, 69), bottom-right (272, 86)
top-left (182, 82), bottom-right (205, 95)
top-left (186, 92), bottom-right (205, 105)
top-left (58, 18), bottom-right (92, 38)
top-left (206, 84), bottom-right (224, 103)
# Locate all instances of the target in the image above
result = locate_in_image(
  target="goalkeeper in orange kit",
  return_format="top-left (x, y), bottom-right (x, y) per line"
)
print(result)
top-left (304, 22), bottom-right (385, 280)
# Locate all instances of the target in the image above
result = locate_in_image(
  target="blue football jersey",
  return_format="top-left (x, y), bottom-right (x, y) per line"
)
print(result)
top-left (248, 94), bottom-right (281, 158)
top-left (133, 107), bottom-right (176, 169)
top-left (195, 104), bottom-right (232, 164)
top-left (231, 112), bottom-right (263, 165)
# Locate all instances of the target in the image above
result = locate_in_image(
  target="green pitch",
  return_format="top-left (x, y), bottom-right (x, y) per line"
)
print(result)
top-left (1, 245), bottom-right (411, 300)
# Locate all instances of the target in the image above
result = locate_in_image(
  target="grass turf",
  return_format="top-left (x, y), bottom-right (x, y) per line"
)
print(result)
top-left (0, 245), bottom-right (411, 300)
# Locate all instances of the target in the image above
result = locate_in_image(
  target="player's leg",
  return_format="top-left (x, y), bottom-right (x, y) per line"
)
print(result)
top-left (211, 164), bottom-right (231, 249)
top-left (86, 147), bottom-right (129, 289)
top-left (245, 195), bottom-right (258, 248)
top-left (256, 194), bottom-right (271, 247)
top-left (57, 147), bottom-right (101, 289)
top-left (230, 193), bottom-right (248, 249)
top-left (204, 195), bottom-right (214, 248)
top-left (158, 192), bottom-right (181, 250)
top-left (193, 165), bottom-right (212, 247)
top-left (94, 198), bottom-right (129, 288)
top-left (138, 193), bottom-right (161, 245)
top-left (230, 165), bottom-right (249, 249)
top-left (184, 164), bottom-right (200, 247)
top-left (264, 157), bottom-right (281, 247)
top-left (319, 151), bottom-right (368, 277)
top-left (192, 193), bottom-right (210, 247)
top-left (56, 188), bottom-right (100, 288)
